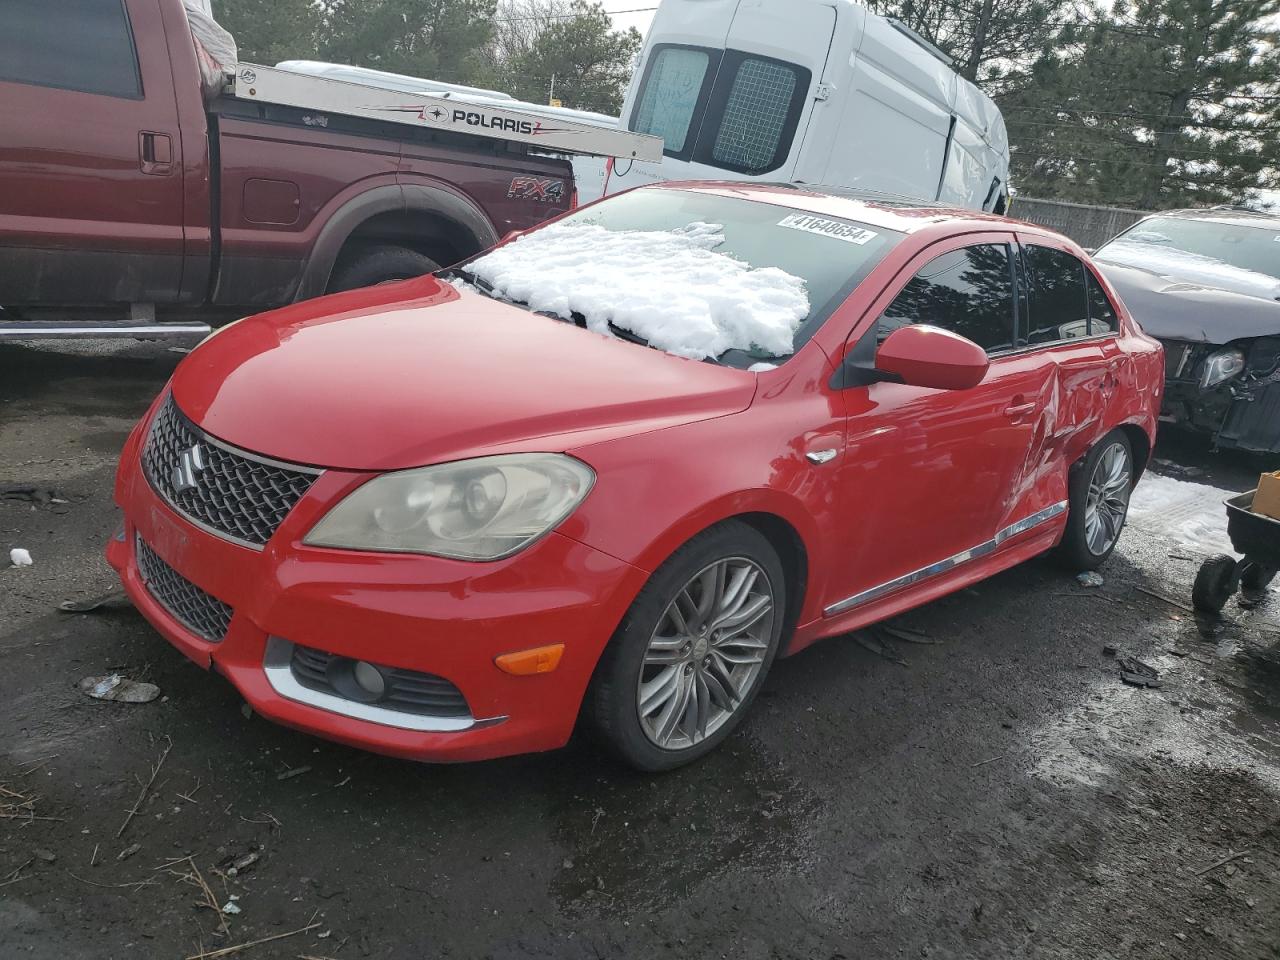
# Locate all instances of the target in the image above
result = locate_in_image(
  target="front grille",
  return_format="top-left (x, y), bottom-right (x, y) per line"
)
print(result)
top-left (135, 536), bottom-right (234, 642)
top-left (142, 395), bottom-right (319, 548)
top-left (290, 644), bottom-right (471, 718)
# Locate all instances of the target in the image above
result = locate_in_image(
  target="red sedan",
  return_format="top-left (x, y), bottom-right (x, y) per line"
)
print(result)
top-left (108, 183), bottom-right (1162, 770)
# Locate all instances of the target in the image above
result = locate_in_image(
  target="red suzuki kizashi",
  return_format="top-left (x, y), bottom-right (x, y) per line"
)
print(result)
top-left (109, 183), bottom-right (1163, 770)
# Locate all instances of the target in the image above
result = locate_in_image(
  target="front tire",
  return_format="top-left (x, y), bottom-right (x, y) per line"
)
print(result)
top-left (586, 521), bottom-right (786, 772)
top-left (326, 244), bottom-right (440, 293)
top-left (1057, 430), bottom-right (1134, 570)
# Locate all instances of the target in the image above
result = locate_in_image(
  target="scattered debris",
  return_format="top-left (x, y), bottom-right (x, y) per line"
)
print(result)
top-left (182, 913), bottom-right (321, 960)
top-left (223, 849), bottom-right (260, 877)
top-left (1193, 848), bottom-right (1250, 877)
top-left (971, 755), bottom-right (1006, 768)
top-left (1134, 584), bottom-right (1194, 613)
top-left (1102, 645), bottom-right (1118, 657)
top-left (1, 485), bottom-right (59, 504)
top-left (1118, 656), bottom-right (1161, 689)
top-left (0, 858), bottom-right (34, 888)
top-left (118, 735), bottom-right (173, 839)
top-left (59, 590), bottom-right (130, 613)
top-left (9, 548), bottom-right (33, 567)
top-left (878, 624), bottom-right (943, 645)
top-left (276, 765), bottom-right (311, 782)
top-left (1076, 571), bottom-right (1105, 587)
top-left (32, 848), bottom-right (56, 863)
top-left (117, 843), bottom-right (141, 861)
top-left (78, 673), bottom-right (161, 704)
top-left (158, 855), bottom-right (231, 938)
top-left (221, 895), bottom-right (242, 916)
top-left (854, 631), bottom-right (908, 666)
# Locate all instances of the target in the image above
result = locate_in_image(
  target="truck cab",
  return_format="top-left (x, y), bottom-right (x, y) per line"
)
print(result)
top-left (605, 0), bottom-right (1010, 212)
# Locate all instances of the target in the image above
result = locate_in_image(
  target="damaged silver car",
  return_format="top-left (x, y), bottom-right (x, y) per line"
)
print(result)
top-left (1094, 207), bottom-right (1280, 455)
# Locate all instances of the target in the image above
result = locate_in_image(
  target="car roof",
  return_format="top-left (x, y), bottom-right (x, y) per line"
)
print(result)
top-left (650, 180), bottom-right (1025, 236)
top-left (1141, 207), bottom-right (1280, 229)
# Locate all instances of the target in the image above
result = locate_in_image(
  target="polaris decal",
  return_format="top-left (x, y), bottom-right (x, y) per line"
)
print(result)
top-left (374, 104), bottom-right (574, 137)
top-left (777, 214), bottom-right (878, 245)
top-left (508, 177), bottom-right (566, 203)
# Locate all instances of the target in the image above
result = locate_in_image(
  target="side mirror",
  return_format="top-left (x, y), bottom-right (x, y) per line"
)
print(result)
top-left (875, 324), bottom-right (989, 391)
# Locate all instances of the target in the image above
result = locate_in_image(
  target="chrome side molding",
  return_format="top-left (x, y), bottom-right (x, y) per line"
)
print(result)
top-left (823, 501), bottom-right (1069, 617)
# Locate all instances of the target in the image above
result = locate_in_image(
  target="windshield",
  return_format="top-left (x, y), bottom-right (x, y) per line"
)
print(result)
top-left (1097, 216), bottom-right (1280, 295)
top-left (453, 189), bottom-right (901, 367)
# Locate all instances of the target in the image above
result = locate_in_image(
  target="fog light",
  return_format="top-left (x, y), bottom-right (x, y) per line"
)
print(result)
top-left (352, 660), bottom-right (386, 698)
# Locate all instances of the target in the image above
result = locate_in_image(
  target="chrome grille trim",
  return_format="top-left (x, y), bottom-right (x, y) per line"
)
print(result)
top-left (823, 501), bottom-right (1069, 617)
top-left (135, 536), bottom-right (234, 642)
top-left (141, 395), bottom-right (320, 550)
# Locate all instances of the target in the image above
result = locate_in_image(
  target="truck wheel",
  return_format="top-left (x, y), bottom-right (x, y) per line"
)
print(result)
top-left (327, 245), bottom-right (440, 293)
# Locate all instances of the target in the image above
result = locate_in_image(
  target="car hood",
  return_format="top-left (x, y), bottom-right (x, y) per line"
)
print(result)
top-left (170, 277), bottom-right (756, 471)
top-left (1095, 258), bottom-right (1280, 344)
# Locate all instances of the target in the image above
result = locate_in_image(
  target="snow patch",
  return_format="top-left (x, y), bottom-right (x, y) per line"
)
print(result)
top-left (466, 222), bottom-right (811, 360)
top-left (9, 548), bottom-right (32, 567)
top-left (1127, 472), bottom-right (1232, 555)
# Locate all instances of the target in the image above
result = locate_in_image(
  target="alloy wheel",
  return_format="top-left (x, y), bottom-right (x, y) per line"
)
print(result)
top-left (637, 557), bottom-right (776, 750)
top-left (1084, 441), bottom-right (1132, 556)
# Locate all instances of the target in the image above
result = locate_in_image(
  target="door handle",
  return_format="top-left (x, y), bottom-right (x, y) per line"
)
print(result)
top-left (139, 132), bottom-right (173, 175)
top-left (1004, 400), bottom-right (1037, 419)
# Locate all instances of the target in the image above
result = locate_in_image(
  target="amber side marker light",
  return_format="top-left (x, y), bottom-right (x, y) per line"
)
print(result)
top-left (494, 643), bottom-right (565, 676)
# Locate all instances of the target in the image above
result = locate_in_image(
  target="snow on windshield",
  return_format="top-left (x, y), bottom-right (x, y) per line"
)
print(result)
top-left (1098, 233), bottom-right (1280, 300)
top-left (464, 221), bottom-right (811, 360)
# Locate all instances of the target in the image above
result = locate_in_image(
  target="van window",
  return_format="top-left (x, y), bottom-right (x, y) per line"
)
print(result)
top-left (0, 0), bottom-right (141, 99)
top-left (632, 46), bottom-right (717, 157)
top-left (696, 52), bottom-right (811, 175)
top-left (879, 244), bottom-right (1017, 355)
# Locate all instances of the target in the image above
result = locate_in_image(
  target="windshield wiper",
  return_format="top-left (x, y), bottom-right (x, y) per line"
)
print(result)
top-left (607, 321), bottom-right (652, 348)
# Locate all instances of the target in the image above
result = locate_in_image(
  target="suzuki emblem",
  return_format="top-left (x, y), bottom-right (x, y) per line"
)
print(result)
top-left (172, 444), bottom-right (207, 495)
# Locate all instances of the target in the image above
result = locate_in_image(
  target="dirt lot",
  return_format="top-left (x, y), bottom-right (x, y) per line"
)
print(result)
top-left (2, 339), bottom-right (1279, 959)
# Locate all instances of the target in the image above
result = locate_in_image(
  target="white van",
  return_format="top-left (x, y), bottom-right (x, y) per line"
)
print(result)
top-left (605, 0), bottom-right (1011, 212)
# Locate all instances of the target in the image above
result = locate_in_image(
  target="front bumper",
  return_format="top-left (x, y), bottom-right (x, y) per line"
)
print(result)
top-left (1159, 339), bottom-right (1280, 454)
top-left (107, 417), bottom-right (648, 762)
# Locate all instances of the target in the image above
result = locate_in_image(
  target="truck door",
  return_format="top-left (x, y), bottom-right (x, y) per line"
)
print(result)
top-left (0, 0), bottom-right (185, 307)
top-left (611, 0), bottom-right (837, 193)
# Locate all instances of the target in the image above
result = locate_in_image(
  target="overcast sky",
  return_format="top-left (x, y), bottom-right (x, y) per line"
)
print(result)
top-left (605, 3), bottom-right (658, 36)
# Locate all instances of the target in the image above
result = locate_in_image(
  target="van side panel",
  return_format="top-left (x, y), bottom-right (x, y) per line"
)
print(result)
top-left (820, 15), bottom-right (953, 198)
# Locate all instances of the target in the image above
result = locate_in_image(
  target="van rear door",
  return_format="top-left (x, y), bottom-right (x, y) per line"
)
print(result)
top-left (610, 0), bottom-right (837, 193)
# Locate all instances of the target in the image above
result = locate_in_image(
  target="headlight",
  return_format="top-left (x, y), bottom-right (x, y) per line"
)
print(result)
top-left (1200, 347), bottom-right (1246, 389)
top-left (304, 454), bottom-right (595, 560)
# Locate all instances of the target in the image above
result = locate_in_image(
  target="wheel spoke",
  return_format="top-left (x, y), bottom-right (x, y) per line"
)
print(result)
top-left (654, 670), bottom-right (693, 743)
top-left (713, 593), bottom-right (771, 635)
top-left (644, 635), bottom-right (686, 666)
top-left (639, 665), bottom-right (680, 718)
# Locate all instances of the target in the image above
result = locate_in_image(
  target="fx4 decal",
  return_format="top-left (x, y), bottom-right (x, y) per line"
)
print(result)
top-left (508, 177), bottom-right (566, 203)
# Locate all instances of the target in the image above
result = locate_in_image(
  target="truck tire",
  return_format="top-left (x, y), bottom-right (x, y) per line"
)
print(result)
top-left (326, 245), bottom-right (440, 293)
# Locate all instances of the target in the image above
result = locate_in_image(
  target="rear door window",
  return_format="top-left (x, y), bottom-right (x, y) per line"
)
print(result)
top-left (695, 52), bottom-right (811, 175)
top-left (879, 244), bottom-right (1017, 355)
top-left (0, 0), bottom-right (141, 98)
top-left (632, 45), bottom-right (718, 158)
top-left (1024, 245), bottom-right (1090, 343)
top-left (1086, 271), bottom-right (1119, 334)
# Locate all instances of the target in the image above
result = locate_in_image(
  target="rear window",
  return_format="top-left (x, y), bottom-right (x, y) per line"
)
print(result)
top-left (632, 46), bottom-right (717, 157)
top-left (701, 55), bottom-right (808, 174)
top-left (1024, 245), bottom-right (1091, 344)
top-left (630, 46), bottom-right (811, 175)
top-left (0, 0), bottom-right (141, 99)
top-left (458, 189), bottom-right (902, 366)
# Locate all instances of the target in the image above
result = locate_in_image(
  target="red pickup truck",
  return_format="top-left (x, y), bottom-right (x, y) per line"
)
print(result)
top-left (0, 0), bottom-right (656, 337)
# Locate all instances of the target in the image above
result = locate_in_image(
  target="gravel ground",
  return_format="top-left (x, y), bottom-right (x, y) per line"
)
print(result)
top-left (2, 339), bottom-right (1279, 960)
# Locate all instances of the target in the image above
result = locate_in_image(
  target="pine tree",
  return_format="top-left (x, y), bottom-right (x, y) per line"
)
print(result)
top-left (212, 0), bottom-right (321, 65)
top-left (1001, 0), bottom-right (1280, 207)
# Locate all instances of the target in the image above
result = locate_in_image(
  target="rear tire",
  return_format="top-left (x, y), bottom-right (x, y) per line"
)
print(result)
top-left (1056, 429), bottom-right (1134, 571)
top-left (1193, 554), bottom-right (1239, 613)
top-left (326, 244), bottom-right (440, 293)
top-left (585, 521), bottom-right (785, 772)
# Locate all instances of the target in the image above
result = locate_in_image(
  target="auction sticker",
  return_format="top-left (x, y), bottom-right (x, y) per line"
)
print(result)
top-left (778, 214), bottom-right (878, 245)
